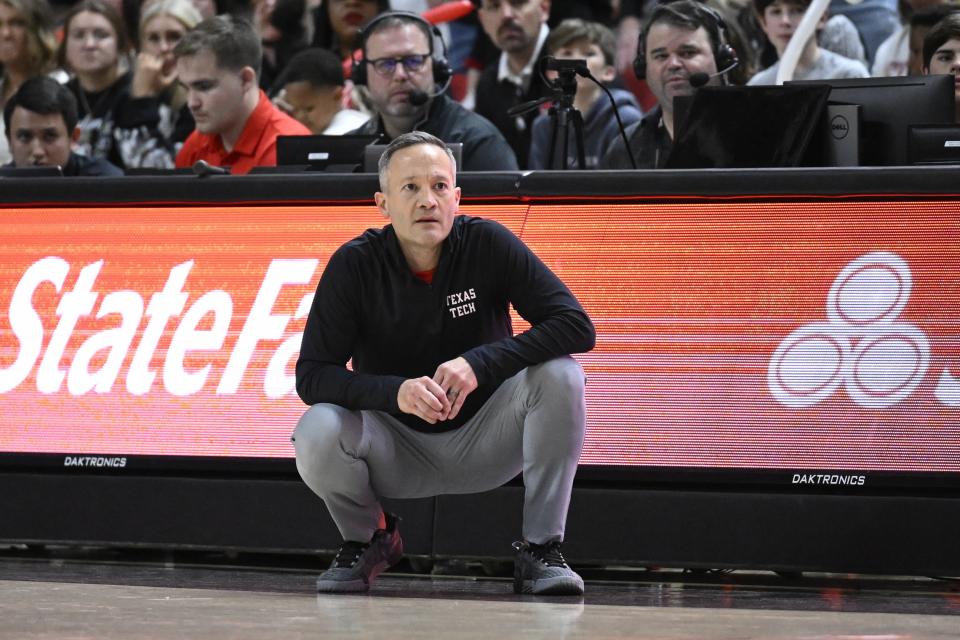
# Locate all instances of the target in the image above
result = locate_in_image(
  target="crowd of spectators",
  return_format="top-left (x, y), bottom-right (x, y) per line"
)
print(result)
top-left (1, 0), bottom-right (959, 175)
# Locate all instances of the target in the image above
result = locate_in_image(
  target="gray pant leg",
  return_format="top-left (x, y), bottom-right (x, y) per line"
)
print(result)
top-left (291, 404), bottom-right (383, 542)
top-left (292, 356), bottom-right (586, 546)
top-left (516, 357), bottom-right (586, 544)
top-left (440, 356), bottom-right (586, 545)
top-left (291, 402), bottom-right (450, 542)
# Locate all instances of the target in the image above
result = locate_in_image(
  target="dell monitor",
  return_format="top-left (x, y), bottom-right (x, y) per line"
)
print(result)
top-left (788, 74), bottom-right (956, 166)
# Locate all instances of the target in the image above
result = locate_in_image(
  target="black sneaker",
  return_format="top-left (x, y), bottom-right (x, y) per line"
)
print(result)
top-left (512, 540), bottom-right (584, 595)
top-left (316, 513), bottom-right (403, 593)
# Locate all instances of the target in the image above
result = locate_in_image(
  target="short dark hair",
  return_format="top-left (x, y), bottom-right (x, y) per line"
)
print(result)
top-left (377, 131), bottom-right (456, 192)
top-left (643, 0), bottom-right (725, 58)
top-left (923, 11), bottom-right (960, 69)
top-left (275, 48), bottom-right (345, 91)
top-left (910, 4), bottom-right (959, 31)
top-left (57, 0), bottom-right (131, 71)
top-left (4, 76), bottom-right (79, 137)
top-left (546, 18), bottom-right (617, 66)
top-left (362, 11), bottom-right (436, 58)
top-left (174, 14), bottom-right (262, 78)
top-left (753, 0), bottom-right (812, 17)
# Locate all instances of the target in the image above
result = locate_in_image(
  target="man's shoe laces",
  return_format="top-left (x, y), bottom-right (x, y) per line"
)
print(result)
top-left (332, 541), bottom-right (369, 568)
top-left (516, 541), bottom-right (569, 567)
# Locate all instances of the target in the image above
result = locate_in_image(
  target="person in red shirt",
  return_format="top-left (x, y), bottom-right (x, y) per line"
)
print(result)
top-left (173, 15), bottom-right (309, 174)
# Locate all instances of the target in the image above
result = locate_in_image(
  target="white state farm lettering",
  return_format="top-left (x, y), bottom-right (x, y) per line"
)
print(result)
top-left (0, 257), bottom-right (317, 398)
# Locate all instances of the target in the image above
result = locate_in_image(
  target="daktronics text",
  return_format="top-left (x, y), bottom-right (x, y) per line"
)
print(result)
top-left (0, 257), bottom-right (318, 397)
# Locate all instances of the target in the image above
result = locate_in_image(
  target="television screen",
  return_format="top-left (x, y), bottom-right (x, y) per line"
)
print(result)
top-left (2, 200), bottom-right (959, 491)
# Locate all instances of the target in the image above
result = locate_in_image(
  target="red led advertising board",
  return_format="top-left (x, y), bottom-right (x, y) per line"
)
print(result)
top-left (1, 201), bottom-right (960, 478)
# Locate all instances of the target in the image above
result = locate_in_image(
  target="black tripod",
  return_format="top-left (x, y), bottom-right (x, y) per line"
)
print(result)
top-left (506, 59), bottom-right (588, 170)
top-left (545, 66), bottom-right (586, 171)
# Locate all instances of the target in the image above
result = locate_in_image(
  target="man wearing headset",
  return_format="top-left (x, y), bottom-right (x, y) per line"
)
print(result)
top-left (600, 0), bottom-right (737, 170)
top-left (348, 11), bottom-right (519, 170)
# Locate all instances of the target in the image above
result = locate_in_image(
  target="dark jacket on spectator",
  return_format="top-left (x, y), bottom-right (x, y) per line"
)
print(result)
top-left (599, 106), bottom-right (671, 170)
top-left (350, 93), bottom-right (519, 172)
top-left (474, 53), bottom-right (552, 170)
top-left (67, 71), bottom-right (133, 171)
top-left (528, 87), bottom-right (642, 170)
top-left (114, 90), bottom-right (195, 169)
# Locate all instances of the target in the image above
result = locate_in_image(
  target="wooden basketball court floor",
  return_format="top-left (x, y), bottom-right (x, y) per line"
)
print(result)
top-left (1, 549), bottom-right (958, 639)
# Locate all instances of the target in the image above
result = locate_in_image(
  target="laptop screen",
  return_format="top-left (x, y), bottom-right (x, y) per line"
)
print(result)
top-left (276, 134), bottom-right (377, 170)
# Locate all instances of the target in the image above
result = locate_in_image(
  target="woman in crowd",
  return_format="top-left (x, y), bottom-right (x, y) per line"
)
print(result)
top-left (59, 0), bottom-right (133, 170)
top-left (311, 0), bottom-right (389, 61)
top-left (0, 0), bottom-right (61, 163)
top-left (114, 0), bottom-right (201, 168)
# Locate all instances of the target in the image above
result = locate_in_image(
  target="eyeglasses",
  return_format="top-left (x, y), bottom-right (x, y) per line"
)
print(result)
top-left (366, 54), bottom-right (430, 76)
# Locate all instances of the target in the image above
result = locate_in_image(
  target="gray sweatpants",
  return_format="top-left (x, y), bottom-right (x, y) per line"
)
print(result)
top-left (291, 356), bottom-right (586, 545)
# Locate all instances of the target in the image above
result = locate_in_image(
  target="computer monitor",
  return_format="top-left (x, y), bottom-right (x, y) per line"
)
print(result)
top-left (908, 124), bottom-right (960, 164)
top-left (667, 84), bottom-right (830, 169)
top-left (276, 134), bottom-right (377, 171)
top-left (787, 75), bottom-right (956, 166)
top-left (0, 165), bottom-right (63, 177)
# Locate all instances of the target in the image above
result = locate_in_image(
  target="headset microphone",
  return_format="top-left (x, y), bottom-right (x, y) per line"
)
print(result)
top-left (409, 89), bottom-right (430, 106)
top-left (688, 58), bottom-right (739, 88)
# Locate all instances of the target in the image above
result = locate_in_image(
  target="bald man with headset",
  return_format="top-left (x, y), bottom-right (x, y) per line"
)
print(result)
top-left (600, 0), bottom-right (739, 170)
top-left (348, 11), bottom-right (519, 171)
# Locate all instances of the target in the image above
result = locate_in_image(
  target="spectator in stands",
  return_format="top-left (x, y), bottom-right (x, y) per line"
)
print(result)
top-left (748, 0), bottom-right (869, 84)
top-left (312, 0), bottom-right (389, 61)
top-left (873, 0), bottom-right (950, 76)
top-left (909, 4), bottom-right (960, 73)
top-left (473, 0), bottom-right (552, 169)
top-left (923, 11), bottom-right (960, 120)
top-left (58, 0), bottom-right (134, 170)
top-left (3, 75), bottom-right (122, 175)
top-left (272, 47), bottom-right (369, 134)
top-left (114, 0), bottom-right (201, 169)
top-left (349, 11), bottom-right (519, 170)
top-left (820, 13), bottom-right (868, 66)
top-left (253, 0), bottom-right (310, 91)
top-left (173, 15), bottom-right (310, 174)
top-left (829, 0), bottom-right (899, 65)
top-left (0, 0), bottom-right (61, 165)
top-left (527, 18), bottom-right (642, 169)
top-left (599, 0), bottom-right (733, 169)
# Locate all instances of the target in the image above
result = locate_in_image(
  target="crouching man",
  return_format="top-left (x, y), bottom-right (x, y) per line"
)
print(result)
top-left (293, 131), bottom-right (595, 595)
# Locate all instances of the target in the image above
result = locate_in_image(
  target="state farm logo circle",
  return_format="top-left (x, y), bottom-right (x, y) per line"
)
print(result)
top-left (768, 251), bottom-right (929, 408)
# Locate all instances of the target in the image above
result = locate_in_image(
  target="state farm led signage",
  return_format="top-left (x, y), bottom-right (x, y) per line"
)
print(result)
top-left (2, 201), bottom-right (960, 474)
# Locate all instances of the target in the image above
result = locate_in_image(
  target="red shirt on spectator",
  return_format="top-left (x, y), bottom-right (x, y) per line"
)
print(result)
top-left (175, 90), bottom-right (310, 175)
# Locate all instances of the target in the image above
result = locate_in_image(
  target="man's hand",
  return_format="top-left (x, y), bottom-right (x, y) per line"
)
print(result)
top-left (432, 357), bottom-right (478, 422)
top-left (398, 377), bottom-right (451, 424)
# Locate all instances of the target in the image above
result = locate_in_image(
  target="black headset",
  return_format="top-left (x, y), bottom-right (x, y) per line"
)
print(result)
top-left (633, 1), bottom-right (738, 80)
top-left (351, 11), bottom-right (452, 88)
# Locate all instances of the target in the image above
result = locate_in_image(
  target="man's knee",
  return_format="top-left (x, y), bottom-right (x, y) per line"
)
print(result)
top-left (291, 403), bottom-right (362, 464)
top-left (527, 356), bottom-right (585, 396)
